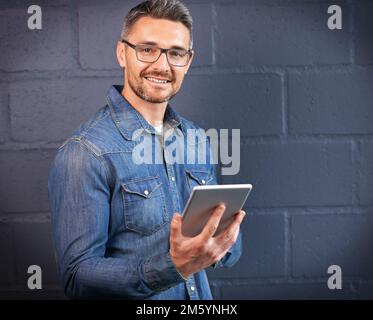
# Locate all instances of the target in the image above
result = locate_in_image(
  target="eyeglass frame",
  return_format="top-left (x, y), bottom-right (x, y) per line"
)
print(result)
top-left (121, 39), bottom-right (193, 67)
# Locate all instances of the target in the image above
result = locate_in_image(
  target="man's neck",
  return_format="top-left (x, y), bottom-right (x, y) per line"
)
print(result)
top-left (121, 86), bottom-right (167, 127)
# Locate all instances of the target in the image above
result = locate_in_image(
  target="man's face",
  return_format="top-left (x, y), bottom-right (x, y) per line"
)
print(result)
top-left (119, 16), bottom-right (193, 104)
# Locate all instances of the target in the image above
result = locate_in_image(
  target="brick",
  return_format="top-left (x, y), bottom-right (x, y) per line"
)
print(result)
top-left (14, 222), bottom-right (60, 287)
top-left (0, 150), bottom-right (55, 212)
top-left (289, 70), bottom-right (373, 135)
top-left (292, 214), bottom-right (373, 279)
top-left (222, 142), bottom-right (353, 207)
top-left (78, 3), bottom-right (136, 70)
top-left (0, 7), bottom-right (73, 71)
top-left (355, 3), bottom-right (373, 65)
top-left (172, 74), bottom-right (282, 136)
top-left (0, 83), bottom-right (8, 143)
top-left (9, 78), bottom-right (121, 142)
top-left (356, 282), bottom-right (373, 299)
top-left (207, 213), bottom-right (285, 279)
top-left (216, 2), bottom-right (350, 66)
top-left (0, 224), bottom-right (16, 285)
top-left (219, 282), bottom-right (355, 300)
top-left (186, 4), bottom-right (213, 67)
top-left (359, 141), bottom-right (373, 205)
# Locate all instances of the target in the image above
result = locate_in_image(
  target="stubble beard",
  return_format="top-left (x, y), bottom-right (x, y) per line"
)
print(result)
top-left (127, 71), bottom-right (179, 104)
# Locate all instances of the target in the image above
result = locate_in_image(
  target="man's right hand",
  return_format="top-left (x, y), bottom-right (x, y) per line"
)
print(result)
top-left (169, 204), bottom-right (246, 279)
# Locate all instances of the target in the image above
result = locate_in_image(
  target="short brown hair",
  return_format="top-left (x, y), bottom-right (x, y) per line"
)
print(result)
top-left (121, 0), bottom-right (193, 48)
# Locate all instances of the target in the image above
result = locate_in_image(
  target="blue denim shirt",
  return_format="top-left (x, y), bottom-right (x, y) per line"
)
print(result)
top-left (48, 85), bottom-right (242, 299)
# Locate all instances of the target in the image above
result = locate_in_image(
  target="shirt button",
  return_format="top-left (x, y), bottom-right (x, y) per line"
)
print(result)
top-left (201, 179), bottom-right (206, 185)
top-left (190, 286), bottom-right (195, 291)
top-left (144, 190), bottom-right (149, 196)
top-left (171, 177), bottom-right (175, 182)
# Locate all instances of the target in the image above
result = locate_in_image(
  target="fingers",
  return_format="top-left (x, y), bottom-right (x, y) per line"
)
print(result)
top-left (216, 210), bottom-right (246, 247)
top-left (170, 212), bottom-right (183, 240)
top-left (199, 203), bottom-right (226, 241)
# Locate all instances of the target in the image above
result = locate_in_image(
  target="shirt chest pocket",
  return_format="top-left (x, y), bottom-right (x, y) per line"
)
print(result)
top-left (121, 176), bottom-right (168, 235)
top-left (186, 169), bottom-right (214, 191)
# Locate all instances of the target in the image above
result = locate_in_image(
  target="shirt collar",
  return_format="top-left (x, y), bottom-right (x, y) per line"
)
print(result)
top-left (106, 85), bottom-right (184, 140)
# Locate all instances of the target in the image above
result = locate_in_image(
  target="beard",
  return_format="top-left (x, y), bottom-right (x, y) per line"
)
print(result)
top-left (127, 69), bottom-right (179, 103)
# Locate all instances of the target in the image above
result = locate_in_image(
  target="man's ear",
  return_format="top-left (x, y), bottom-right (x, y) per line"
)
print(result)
top-left (116, 41), bottom-right (127, 69)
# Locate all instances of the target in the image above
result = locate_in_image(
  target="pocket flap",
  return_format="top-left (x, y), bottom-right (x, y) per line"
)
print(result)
top-left (122, 176), bottom-right (162, 199)
top-left (186, 169), bottom-right (213, 185)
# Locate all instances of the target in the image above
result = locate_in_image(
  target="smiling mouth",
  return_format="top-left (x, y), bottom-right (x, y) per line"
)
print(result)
top-left (144, 76), bottom-right (171, 84)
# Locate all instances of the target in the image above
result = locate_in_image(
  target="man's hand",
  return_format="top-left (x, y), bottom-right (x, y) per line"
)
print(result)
top-left (169, 204), bottom-right (246, 279)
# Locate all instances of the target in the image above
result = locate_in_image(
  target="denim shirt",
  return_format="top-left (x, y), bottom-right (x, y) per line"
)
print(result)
top-left (48, 85), bottom-right (242, 299)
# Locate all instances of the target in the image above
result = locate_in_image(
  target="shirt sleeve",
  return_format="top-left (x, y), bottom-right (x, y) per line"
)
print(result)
top-left (48, 139), bottom-right (184, 299)
top-left (212, 232), bottom-right (242, 269)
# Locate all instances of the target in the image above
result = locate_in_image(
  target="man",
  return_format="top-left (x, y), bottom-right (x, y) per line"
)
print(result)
top-left (48, 0), bottom-right (245, 299)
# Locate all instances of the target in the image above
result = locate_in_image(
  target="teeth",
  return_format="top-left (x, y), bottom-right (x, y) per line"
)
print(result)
top-left (146, 77), bottom-right (168, 84)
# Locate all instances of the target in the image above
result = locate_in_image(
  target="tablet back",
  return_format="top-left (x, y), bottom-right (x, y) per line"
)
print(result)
top-left (181, 184), bottom-right (252, 237)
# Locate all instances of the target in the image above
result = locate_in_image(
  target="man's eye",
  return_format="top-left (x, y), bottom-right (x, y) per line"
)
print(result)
top-left (169, 50), bottom-right (186, 58)
top-left (140, 47), bottom-right (156, 54)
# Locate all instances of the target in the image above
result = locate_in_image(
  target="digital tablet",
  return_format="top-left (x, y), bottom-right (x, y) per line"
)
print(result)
top-left (181, 184), bottom-right (253, 237)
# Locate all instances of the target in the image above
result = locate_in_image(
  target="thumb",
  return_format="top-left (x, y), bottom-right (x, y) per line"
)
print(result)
top-left (170, 213), bottom-right (182, 238)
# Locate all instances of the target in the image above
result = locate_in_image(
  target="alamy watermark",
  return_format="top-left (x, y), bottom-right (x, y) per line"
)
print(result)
top-left (131, 127), bottom-right (240, 176)
top-left (27, 5), bottom-right (42, 30)
top-left (327, 5), bottom-right (342, 30)
top-left (27, 265), bottom-right (42, 290)
top-left (327, 265), bottom-right (342, 290)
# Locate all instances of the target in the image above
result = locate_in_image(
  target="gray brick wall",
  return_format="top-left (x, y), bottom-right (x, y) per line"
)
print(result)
top-left (215, 2), bottom-right (351, 66)
top-left (0, 7), bottom-right (74, 72)
top-left (9, 78), bottom-right (121, 142)
top-left (174, 74), bottom-right (283, 136)
top-left (0, 0), bottom-right (372, 300)
top-left (0, 84), bottom-right (8, 143)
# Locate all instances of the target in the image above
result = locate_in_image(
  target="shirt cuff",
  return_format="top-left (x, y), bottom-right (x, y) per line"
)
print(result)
top-left (143, 251), bottom-right (186, 291)
top-left (211, 252), bottom-right (229, 269)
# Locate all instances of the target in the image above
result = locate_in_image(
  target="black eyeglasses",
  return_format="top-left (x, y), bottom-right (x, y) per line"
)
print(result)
top-left (121, 39), bottom-right (193, 67)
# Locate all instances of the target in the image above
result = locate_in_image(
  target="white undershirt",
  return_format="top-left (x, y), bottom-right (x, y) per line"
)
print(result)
top-left (154, 123), bottom-right (163, 135)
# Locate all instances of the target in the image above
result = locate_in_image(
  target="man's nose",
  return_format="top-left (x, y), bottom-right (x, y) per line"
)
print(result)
top-left (152, 51), bottom-right (171, 71)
